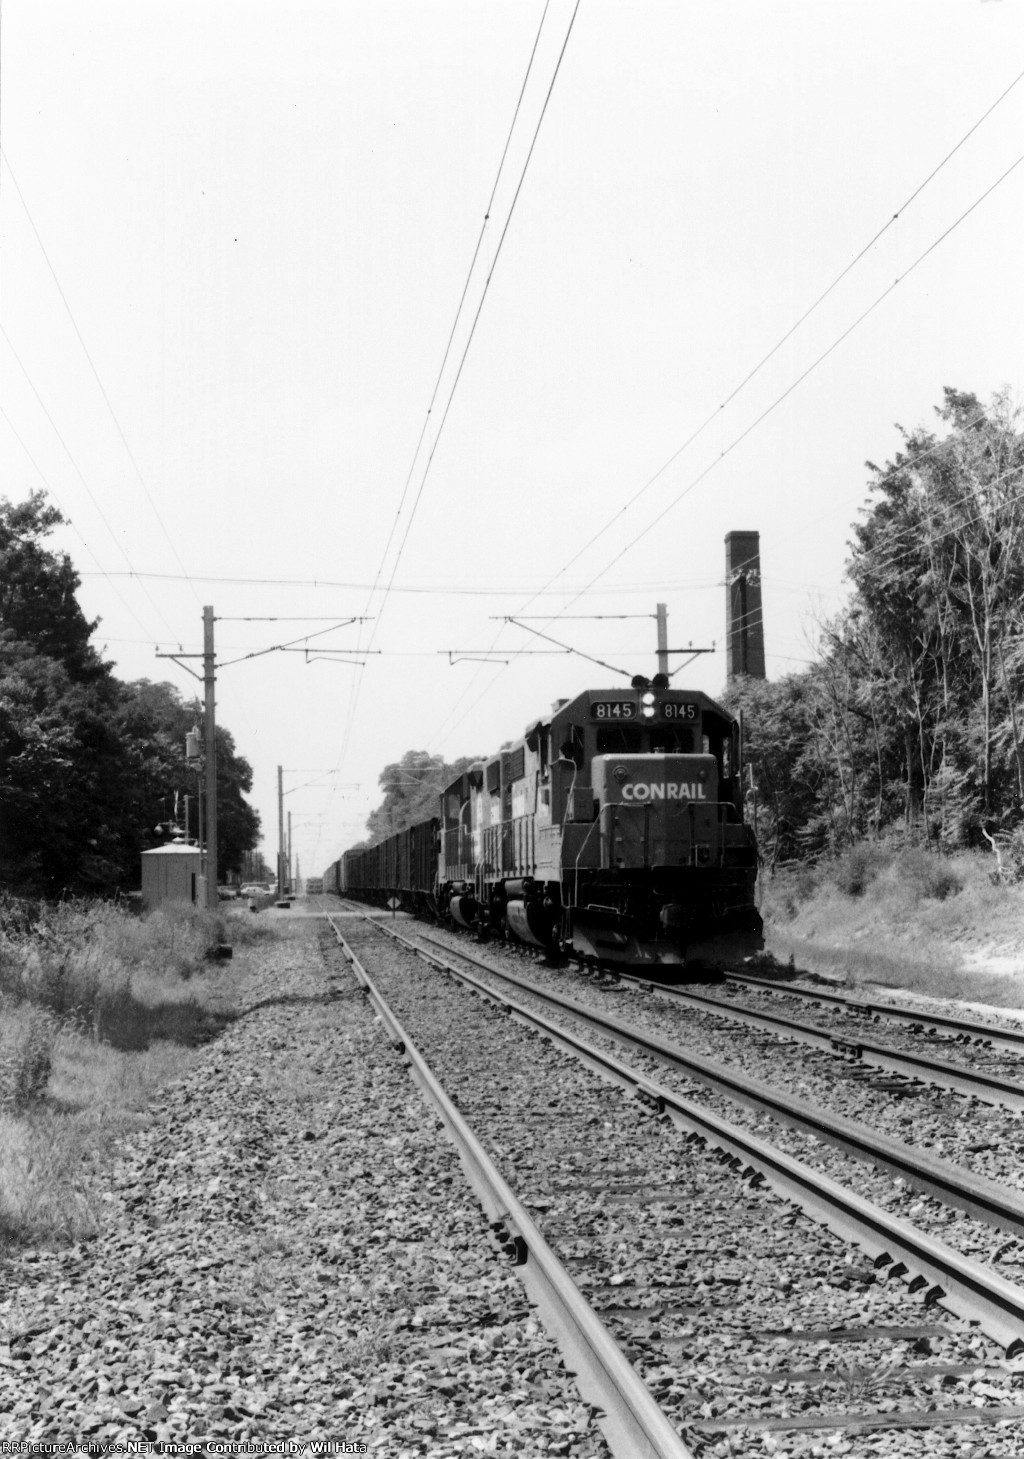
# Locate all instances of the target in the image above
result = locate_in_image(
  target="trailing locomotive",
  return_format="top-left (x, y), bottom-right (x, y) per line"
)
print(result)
top-left (324, 678), bottom-right (762, 971)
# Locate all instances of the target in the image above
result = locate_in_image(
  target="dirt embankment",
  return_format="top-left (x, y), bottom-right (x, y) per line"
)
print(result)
top-left (759, 846), bottom-right (1024, 1012)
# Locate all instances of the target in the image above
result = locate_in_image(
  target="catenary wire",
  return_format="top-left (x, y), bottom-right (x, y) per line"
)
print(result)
top-left (364, 0), bottom-right (581, 648)
top-left (356, 0), bottom-right (554, 627)
top-left (534, 148), bottom-right (1024, 630)
top-left (1, 150), bottom-right (202, 605)
top-left (507, 63), bottom-right (1024, 616)
top-left (0, 322), bottom-right (178, 640)
top-left (421, 135), bottom-right (1024, 748)
top-left (327, 0), bottom-right (581, 824)
top-left (0, 398), bottom-right (170, 649)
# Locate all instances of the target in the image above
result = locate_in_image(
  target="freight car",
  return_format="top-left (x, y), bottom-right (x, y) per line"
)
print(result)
top-left (324, 678), bottom-right (762, 971)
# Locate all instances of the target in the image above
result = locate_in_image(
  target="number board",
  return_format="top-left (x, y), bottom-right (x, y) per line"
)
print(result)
top-left (662, 702), bottom-right (698, 720)
top-left (590, 700), bottom-right (637, 720)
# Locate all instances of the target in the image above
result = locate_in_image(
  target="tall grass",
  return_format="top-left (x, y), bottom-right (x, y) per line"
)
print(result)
top-left (0, 897), bottom-right (239, 1052)
top-left (0, 896), bottom-right (262, 1252)
top-left (761, 843), bottom-right (1024, 1009)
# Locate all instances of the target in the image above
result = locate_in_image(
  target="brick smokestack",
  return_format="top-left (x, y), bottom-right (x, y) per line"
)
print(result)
top-left (725, 531), bottom-right (765, 679)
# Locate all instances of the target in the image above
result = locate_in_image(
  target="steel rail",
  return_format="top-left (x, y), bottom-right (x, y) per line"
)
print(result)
top-left (620, 979), bottom-right (1024, 1113)
top-left (367, 922), bottom-right (1024, 1355)
top-left (405, 931), bottom-right (1024, 1243)
top-left (322, 913), bottom-right (694, 1459)
top-left (725, 970), bottom-right (1024, 1058)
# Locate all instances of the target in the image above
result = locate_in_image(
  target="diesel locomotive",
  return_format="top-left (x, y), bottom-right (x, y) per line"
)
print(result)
top-left (323, 677), bottom-right (762, 971)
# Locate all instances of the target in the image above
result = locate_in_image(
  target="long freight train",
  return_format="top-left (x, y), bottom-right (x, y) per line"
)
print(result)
top-left (323, 679), bottom-right (762, 971)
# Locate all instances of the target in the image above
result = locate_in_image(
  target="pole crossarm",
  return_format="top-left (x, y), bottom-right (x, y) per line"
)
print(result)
top-left (154, 650), bottom-right (205, 683)
top-left (668, 647), bottom-right (715, 678)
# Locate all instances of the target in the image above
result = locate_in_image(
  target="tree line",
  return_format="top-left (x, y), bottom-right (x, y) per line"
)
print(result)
top-left (0, 492), bottom-right (260, 895)
top-left (726, 388), bottom-right (1024, 868)
top-left (356, 747), bottom-right (483, 848)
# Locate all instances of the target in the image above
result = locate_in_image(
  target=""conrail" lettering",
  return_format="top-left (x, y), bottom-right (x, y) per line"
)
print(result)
top-left (620, 782), bottom-right (707, 801)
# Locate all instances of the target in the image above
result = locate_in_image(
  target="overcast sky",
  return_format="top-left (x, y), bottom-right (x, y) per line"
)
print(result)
top-left (2, 1), bottom-right (1023, 879)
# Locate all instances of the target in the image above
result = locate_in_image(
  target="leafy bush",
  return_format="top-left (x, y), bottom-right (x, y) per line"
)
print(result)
top-left (832, 843), bottom-right (882, 898)
top-left (898, 847), bottom-right (963, 902)
top-left (765, 861), bottom-right (820, 920)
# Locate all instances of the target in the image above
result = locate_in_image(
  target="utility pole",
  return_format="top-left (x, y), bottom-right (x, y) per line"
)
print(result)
top-left (656, 603), bottom-right (669, 677)
top-left (157, 610), bottom-right (218, 908)
top-left (288, 810), bottom-right (293, 894)
top-left (652, 603), bottom-right (713, 679)
top-left (277, 765), bottom-right (285, 897)
top-left (203, 607), bottom-right (219, 909)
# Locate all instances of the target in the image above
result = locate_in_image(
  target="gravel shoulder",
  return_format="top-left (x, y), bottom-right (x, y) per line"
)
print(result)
top-left (0, 917), bottom-right (610, 1457)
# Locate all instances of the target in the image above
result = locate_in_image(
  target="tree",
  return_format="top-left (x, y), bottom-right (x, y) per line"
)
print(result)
top-left (115, 680), bottom-right (261, 880)
top-left (0, 494), bottom-right (260, 892)
top-left (726, 388), bottom-right (1024, 860)
top-left (848, 387), bottom-right (1024, 841)
top-left (365, 749), bottom-right (483, 842)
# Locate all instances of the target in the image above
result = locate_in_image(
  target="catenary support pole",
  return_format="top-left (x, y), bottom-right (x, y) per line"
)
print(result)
top-left (656, 603), bottom-right (669, 677)
top-left (277, 765), bottom-right (285, 897)
top-left (203, 606), bottom-right (219, 909)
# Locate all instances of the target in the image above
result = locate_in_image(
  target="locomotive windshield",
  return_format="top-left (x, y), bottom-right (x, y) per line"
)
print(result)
top-left (596, 724), bottom-right (696, 754)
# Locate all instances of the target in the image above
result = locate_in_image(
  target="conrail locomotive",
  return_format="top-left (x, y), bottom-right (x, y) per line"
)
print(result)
top-left (323, 678), bottom-right (763, 970)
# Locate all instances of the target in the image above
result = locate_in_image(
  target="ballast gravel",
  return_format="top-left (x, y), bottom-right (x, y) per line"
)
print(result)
top-left (0, 915), bottom-right (612, 1458)
top-left (419, 929), bottom-right (1024, 1285)
top-left (346, 917), bottom-right (1024, 1458)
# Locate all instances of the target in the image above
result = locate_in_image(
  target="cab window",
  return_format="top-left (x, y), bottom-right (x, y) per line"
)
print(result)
top-left (597, 725), bottom-right (643, 753)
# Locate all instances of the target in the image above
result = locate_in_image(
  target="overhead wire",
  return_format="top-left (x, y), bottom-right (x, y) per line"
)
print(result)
top-left (543, 145), bottom-right (1024, 625)
top-left (505, 63), bottom-right (1024, 617)
top-left (0, 322), bottom-right (178, 639)
top-left (357, 0), bottom-right (554, 630)
top-left (73, 568), bottom-right (722, 594)
top-left (1, 150), bottom-right (202, 606)
top-left (366, 0), bottom-right (580, 645)
top-left (424, 136), bottom-right (1024, 749)
top-left (419, 72), bottom-right (1024, 745)
top-left (326, 0), bottom-right (580, 830)
top-left (0, 394), bottom-right (170, 649)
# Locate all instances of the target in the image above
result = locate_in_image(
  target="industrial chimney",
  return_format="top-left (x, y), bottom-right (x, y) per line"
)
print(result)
top-left (725, 531), bottom-right (765, 679)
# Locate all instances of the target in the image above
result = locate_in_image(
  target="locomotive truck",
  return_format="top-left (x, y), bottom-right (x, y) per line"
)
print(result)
top-left (324, 677), bottom-right (762, 971)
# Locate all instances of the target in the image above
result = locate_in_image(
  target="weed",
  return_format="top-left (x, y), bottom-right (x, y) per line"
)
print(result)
top-left (832, 843), bottom-right (881, 898)
top-left (897, 847), bottom-right (963, 902)
top-left (830, 1356), bottom-right (902, 1404)
top-left (0, 1005), bottom-right (56, 1112)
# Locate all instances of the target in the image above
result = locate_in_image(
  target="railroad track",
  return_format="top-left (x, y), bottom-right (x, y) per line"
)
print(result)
top-left (620, 978), bottom-right (1024, 1114)
top-left (724, 968), bottom-right (1024, 1063)
top-left (407, 927), bottom-right (1024, 1253)
top-left (322, 908), bottom-right (691, 1459)
top-left (321, 904), bottom-right (1024, 1454)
